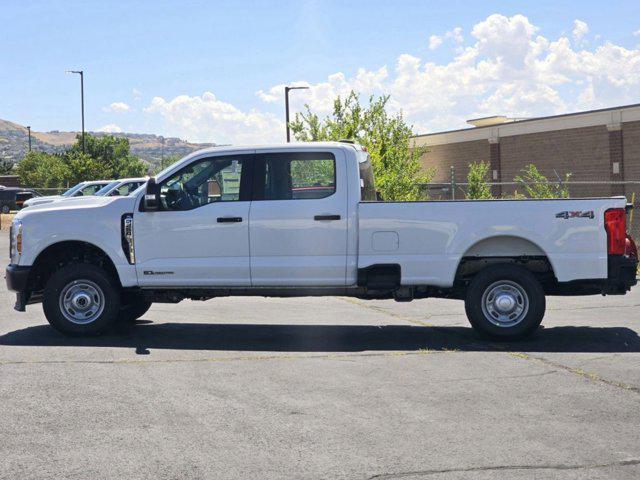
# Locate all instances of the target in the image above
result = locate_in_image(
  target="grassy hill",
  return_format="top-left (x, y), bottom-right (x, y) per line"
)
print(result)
top-left (0, 119), bottom-right (215, 168)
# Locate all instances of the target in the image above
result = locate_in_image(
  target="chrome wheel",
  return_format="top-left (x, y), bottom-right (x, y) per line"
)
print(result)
top-left (481, 280), bottom-right (529, 328)
top-left (59, 279), bottom-right (105, 325)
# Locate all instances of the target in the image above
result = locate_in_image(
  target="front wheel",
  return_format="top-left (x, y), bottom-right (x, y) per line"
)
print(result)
top-left (1, 204), bottom-right (10, 214)
top-left (464, 264), bottom-right (545, 340)
top-left (118, 297), bottom-right (152, 323)
top-left (43, 263), bottom-right (121, 336)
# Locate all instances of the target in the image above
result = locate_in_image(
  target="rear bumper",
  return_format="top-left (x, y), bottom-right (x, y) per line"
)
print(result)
top-left (5, 265), bottom-right (31, 312)
top-left (605, 255), bottom-right (638, 294)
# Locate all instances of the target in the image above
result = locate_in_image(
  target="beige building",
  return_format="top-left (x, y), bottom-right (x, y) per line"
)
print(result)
top-left (412, 103), bottom-right (640, 199)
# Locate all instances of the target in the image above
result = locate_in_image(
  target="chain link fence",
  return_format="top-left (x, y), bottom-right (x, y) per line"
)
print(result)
top-left (421, 180), bottom-right (640, 246)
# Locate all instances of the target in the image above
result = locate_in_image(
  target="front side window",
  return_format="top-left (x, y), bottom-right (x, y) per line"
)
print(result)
top-left (257, 152), bottom-right (335, 201)
top-left (158, 156), bottom-right (245, 211)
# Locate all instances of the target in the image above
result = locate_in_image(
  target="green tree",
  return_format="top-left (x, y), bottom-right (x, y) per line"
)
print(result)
top-left (155, 154), bottom-right (182, 174)
top-left (16, 134), bottom-right (149, 188)
top-left (16, 152), bottom-right (70, 187)
top-left (65, 151), bottom-right (110, 185)
top-left (466, 161), bottom-right (493, 199)
top-left (0, 158), bottom-right (14, 175)
top-left (289, 91), bottom-right (434, 201)
top-left (69, 134), bottom-right (148, 178)
top-left (514, 164), bottom-right (571, 199)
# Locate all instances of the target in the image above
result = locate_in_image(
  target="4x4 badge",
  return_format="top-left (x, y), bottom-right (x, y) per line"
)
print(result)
top-left (555, 210), bottom-right (594, 219)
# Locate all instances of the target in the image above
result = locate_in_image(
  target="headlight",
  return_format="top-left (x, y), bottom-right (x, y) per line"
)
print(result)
top-left (10, 221), bottom-right (22, 260)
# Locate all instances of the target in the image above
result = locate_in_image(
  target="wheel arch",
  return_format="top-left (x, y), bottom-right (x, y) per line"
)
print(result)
top-left (454, 235), bottom-right (558, 287)
top-left (28, 240), bottom-right (122, 293)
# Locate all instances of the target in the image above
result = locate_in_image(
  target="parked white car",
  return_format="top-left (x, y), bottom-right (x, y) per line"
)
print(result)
top-left (6, 142), bottom-right (638, 339)
top-left (94, 178), bottom-right (148, 197)
top-left (22, 180), bottom-right (113, 208)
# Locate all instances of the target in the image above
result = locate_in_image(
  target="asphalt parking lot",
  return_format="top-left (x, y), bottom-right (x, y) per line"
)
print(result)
top-left (1, 233), bottom-right (639, 480)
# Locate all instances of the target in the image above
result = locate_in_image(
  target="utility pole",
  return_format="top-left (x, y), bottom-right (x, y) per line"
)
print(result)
top-left (66, 70), bottom-right (85, 153)
top-left (284, 85), bottom-right (309, 142)
top-left (160, 136), bottom-right (165, 168)
top-left (26, 126), bottom-right (31, 151)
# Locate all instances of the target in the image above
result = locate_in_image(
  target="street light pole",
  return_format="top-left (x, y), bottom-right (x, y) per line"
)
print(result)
top-left (284, 86), bottom-right (309, 142)
top-left (26, 126), bottom-right (31, 151)
top-left (66, 70), bottom-right (85, 153)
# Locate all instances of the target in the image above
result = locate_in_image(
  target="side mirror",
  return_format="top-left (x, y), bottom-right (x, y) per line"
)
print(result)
top-left (144, 178), bottom-right (160, 211)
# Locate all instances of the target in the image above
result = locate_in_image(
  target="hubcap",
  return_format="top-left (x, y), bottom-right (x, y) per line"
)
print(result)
top-left (481, 280), bottom-right (529, 328)
top-left (59, 279), bottom-right (105, 325)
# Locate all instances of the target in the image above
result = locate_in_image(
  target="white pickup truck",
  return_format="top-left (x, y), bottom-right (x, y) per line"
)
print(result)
top-left (6, 142), bottom-right (638, 339)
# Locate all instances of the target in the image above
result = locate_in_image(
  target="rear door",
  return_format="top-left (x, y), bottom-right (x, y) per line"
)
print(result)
top-left (249, 149), bottom-right (348, 286)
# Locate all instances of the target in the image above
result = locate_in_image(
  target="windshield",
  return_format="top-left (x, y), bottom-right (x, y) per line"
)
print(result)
top-left (95, 181), bottom-right (121, 196)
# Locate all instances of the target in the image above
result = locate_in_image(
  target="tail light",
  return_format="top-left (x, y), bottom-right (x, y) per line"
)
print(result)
top-left (604, 208), bottom-right (626, 255)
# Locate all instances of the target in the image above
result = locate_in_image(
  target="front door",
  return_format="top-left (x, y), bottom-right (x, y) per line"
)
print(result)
top-left (134, 153), bottom-right (252, 287)
top-left (249, 150), bottom-right (348, 286)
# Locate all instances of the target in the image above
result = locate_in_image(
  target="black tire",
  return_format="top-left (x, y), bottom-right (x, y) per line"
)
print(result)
top-left (464, 264), bottom-right (545, 340)
top-left (118, 298), bottom-right (152, 323)
top-left (42, 263), bottom-right (121, 336)
top-left (1, 204), bottom-right (9, 214)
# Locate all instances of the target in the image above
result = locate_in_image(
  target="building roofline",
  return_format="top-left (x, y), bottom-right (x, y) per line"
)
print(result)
top-left (412, 102), bottom-right (640, 138)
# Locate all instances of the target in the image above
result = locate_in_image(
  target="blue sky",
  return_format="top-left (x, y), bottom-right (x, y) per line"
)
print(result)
top-left (1, 0), bottom-right (639, 143)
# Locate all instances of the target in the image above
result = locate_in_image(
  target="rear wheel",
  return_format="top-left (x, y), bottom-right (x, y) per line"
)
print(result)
top-left (1, 204), bottom-right (9, 214)
top-left (464, 264), bottom-right (545, 340)
top-left (43, 263), bottom-right (121, 336)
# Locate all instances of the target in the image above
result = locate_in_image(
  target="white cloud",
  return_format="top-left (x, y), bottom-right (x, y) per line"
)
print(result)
top-left (144, 91), bottom-right (284, 144)
top-left (572, 20), bottom-right (589, 44)
top-left (446, 27), bottom-right (464, 45)
top-left (634, 29), bottom-right (640, 37)
top-left (132, 88), bottom-right (142, 101)
top-left (103, 102), bottom-right (131, 113)
top-left (428, 28), bottom-right (462, 51)
top-left (428, 35), bottom-right (442, 50)
top-left (256, 14), bottom-right (640, 135)
top-left (141, 14), bottom-right (640, 142)
top-left (97, 124), bottom-right (123, 133)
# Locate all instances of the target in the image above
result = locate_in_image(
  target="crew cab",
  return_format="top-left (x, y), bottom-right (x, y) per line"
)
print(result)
top-left (5, 142), bottom-right (638, 339)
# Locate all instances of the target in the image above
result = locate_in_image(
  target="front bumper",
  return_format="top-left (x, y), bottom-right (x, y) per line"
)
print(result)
top-left (5, 265), bottom-right (31, 312)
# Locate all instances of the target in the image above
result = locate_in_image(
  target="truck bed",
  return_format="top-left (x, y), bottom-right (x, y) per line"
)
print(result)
top-left (357, 197), bottom-right (628, 287)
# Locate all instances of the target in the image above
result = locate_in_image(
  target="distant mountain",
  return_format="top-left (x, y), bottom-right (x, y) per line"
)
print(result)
top-left (0, 119), bottom-right (215, 168)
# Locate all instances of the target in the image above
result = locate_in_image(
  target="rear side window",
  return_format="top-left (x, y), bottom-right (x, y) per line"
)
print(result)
top-left (255, 152), bottom-right (336, 201)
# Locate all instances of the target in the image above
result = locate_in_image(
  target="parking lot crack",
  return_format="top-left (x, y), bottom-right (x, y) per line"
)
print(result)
top-left (509, 352), bottom-right (640, 395)
top-left (367, 458), bottom-right (640, 479)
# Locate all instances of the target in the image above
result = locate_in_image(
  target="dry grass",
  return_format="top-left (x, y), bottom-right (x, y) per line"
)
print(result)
top-left (0, 213), bottom-right (15, 230)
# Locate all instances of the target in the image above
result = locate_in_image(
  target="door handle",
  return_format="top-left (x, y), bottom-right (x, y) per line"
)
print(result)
top-left (217, 216), bottom-right (243, 223)
top-left (314, 214), bottom-right (341, 221)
